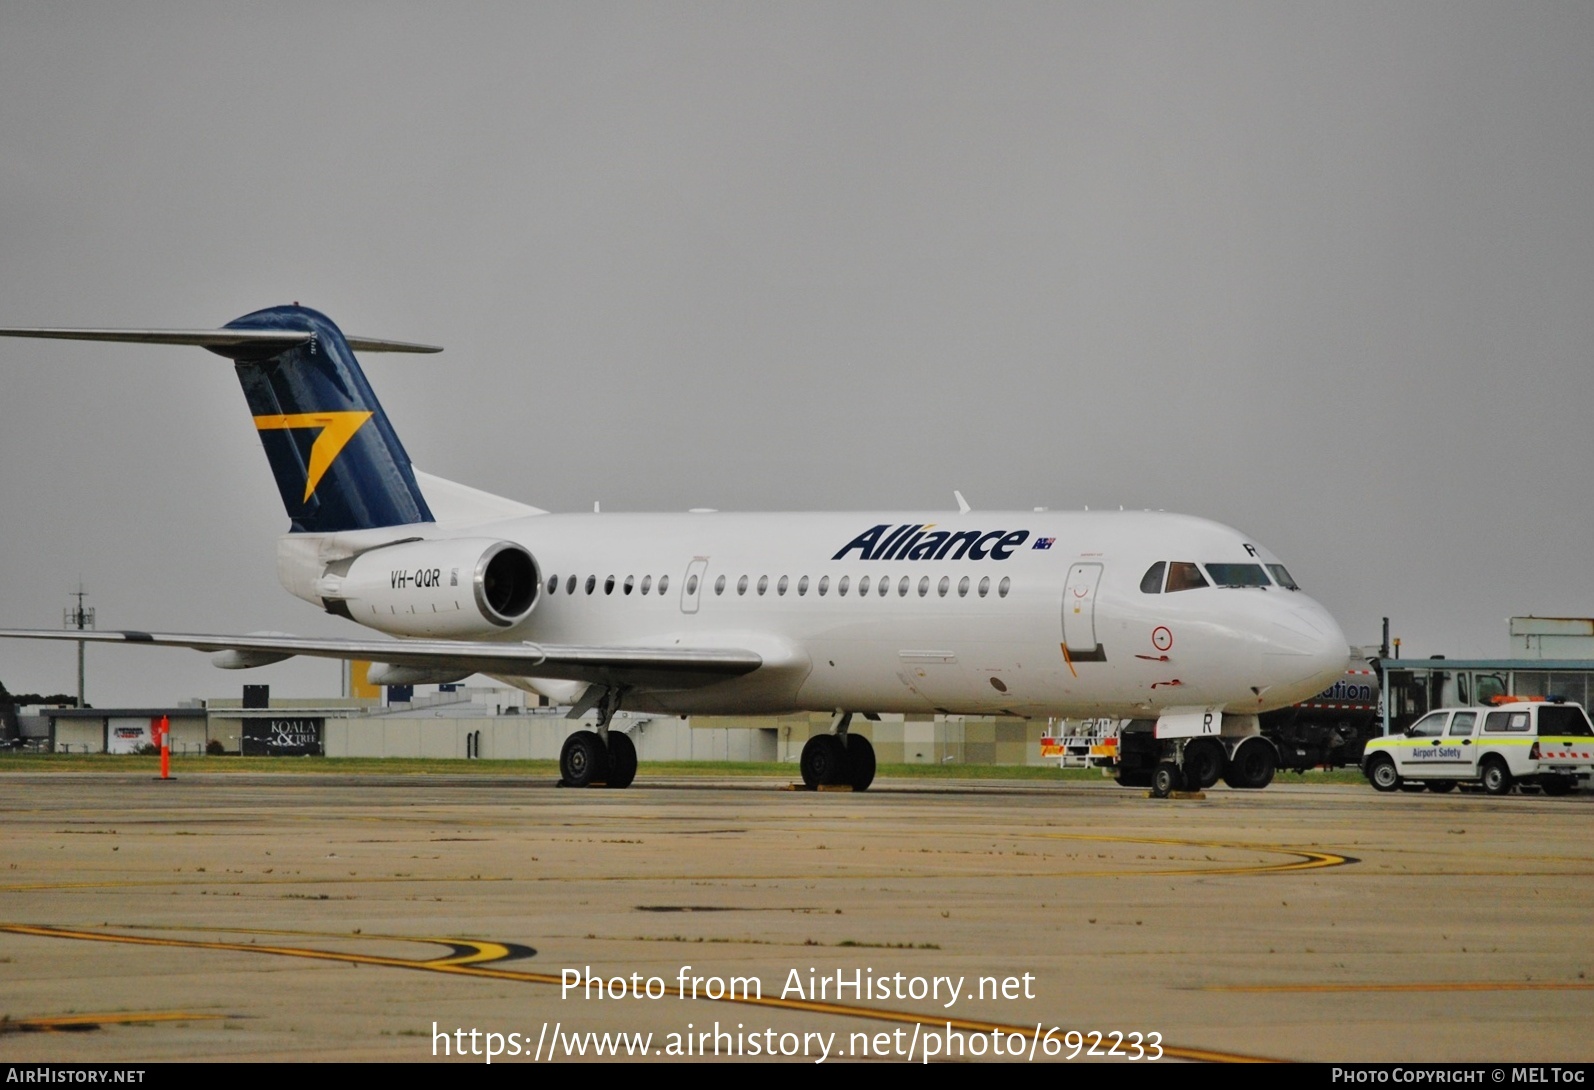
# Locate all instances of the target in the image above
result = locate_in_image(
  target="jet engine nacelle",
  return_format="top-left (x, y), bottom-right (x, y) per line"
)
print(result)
top-left (319, 538), bottom-right (540, 638)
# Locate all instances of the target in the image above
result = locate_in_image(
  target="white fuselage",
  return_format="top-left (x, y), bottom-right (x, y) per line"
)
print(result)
top-left (281, 508), bottom-right (1350, 720)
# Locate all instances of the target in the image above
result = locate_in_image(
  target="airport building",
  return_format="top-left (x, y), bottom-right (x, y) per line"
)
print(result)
top-left (10, 685), bottom-right (1048, 766)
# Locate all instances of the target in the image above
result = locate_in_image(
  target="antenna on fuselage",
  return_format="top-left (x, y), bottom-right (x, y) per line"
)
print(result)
top-left (953, 490), bottom-right (970, 514)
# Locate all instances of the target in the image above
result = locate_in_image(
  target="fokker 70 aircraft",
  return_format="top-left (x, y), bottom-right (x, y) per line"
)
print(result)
top-left (0, 305), bottom-right (1349, 791)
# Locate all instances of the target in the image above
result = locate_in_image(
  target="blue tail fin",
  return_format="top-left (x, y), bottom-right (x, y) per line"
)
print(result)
top-left (224, 305), bottom-right (434, 533)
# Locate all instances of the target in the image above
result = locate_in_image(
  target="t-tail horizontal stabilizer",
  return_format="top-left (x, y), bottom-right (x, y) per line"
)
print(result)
top-left (0, 306), bottom-right (441, 534)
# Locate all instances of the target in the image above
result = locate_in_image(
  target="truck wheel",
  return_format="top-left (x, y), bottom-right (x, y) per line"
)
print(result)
top-left (1150, 762), bottom-right (1182, 798)
top-left (1183, 739), bottom-right (1224, 789)
top-left (1480, 758), bottom-right (1514, 796)
top-left (1226, 740), bottom-right (1276, 789)
top-left (1540, 776), bottom-right (1574, 797)
top-left (1366, 756), bottom-right (1401, 792)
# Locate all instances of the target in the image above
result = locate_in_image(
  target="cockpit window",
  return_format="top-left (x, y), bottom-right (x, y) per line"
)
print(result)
top-left (1164, 562), bottom-right (1208, 593)
top-left (1205, 563), bottom-right (1271, 588)
top-left (1266, 564), bottom-right (1299, 590)
top-left (1139, 562), bottom-right (1165, 594)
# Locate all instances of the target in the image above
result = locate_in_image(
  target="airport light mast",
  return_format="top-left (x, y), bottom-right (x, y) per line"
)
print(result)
top-left (63, 585), bottom-right (94, 708)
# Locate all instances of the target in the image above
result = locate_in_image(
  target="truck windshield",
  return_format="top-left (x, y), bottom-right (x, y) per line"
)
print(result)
top-left (1204, 563), bottom-right (1271, 588)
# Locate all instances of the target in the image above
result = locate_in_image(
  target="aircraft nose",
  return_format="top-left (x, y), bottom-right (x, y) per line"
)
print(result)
top-left (1266, 599), bottom-right (1351, 695)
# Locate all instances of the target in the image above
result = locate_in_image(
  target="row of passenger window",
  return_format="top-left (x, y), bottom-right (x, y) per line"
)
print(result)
top-left (1139, 560), bottom-right (1299, 594)
top-left (543, 572), bottom-right (1013, 600)
top-left (548, 573), bottom-right (671, 597)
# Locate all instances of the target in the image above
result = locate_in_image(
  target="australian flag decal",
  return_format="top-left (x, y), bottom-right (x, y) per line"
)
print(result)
top-left (1033, 537), bottom-right (1055, 550)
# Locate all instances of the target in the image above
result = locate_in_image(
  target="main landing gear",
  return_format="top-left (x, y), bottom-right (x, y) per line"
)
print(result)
top-left (799, 711), bottom-right (876, 791)
top-left (559, 686), bottom-right (637, 789)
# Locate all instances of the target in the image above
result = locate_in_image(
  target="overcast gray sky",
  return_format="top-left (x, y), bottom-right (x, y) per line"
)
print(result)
top-left (2, 3), bottom-right (1592, 706)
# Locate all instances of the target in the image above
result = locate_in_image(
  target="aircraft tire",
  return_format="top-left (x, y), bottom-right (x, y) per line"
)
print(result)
top-left (560, 730), bottom-right (609, 788)
top-left (800, 734), bottom-right (847, 787)
top-left (1183, 739), bottom-right (1224, 789)
top-left (1366, 756), bottom-right (1401, 792)
top-left (846, 735), bottom-right (876, 792)
top-left (605, 731), bottom-right (637, 789)
top-left (1150, 761), bottom-right (1182, 798)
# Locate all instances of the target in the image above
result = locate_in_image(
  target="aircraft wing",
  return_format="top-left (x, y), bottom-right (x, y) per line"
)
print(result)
top-left (0, 629), bottom-right (762, 691)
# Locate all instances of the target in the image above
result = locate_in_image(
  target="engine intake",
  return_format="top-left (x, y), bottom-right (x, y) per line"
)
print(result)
top-left (320, 537), bottom-right (540, 638)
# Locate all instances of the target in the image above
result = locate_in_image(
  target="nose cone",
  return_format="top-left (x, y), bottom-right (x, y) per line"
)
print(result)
top-left (1264, 597), bottom-right (1352, 706)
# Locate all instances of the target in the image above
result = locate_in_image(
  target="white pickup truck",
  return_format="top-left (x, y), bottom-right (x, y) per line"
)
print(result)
top-left (1362, 700), bottom-right (1594, 795)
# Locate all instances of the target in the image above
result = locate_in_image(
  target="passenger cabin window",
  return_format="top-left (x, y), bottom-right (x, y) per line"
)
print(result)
top-left (715, 575), bottom-right (726, 595)
top-left (838, 576), bottom-right (850, 596)
top-left (858, 575), bottom-right (871, 595)
top-left (1205, 563), bottom-right (1271, 588)
top-left (584, 575), bottom-right (596, 595)
top-left (1140, 562), bottom-right (1165, 594)
top-left (978, 577), bottom-right (990, 598)
top-left (623, 575), bottom-right (635, 595)
top-left (777, 575), bottom-right (788, 595)
top-left (737, 575), bottom-right (749, 595)
top-left (798, 576), bottom-right (809, 596)
top-left (1164, 562), bottom-right (1208, 593)
top-left (604, 575), bottom-right (616, 595)
top-left (818, 576), bottom-right (829, 596)
top-left (958, 576), bottom-right (970, 598)
top-left (658, 574), bottom-right (669, 594)
top-left (546, 575), bottom-right (558, 594)
top-left (998, 577), bottom-right (1010, 598)
top-left (938, 576), bottom-right (950, 597)
top-left (640, 575), bottom-right (652, 594)
top-left (898, 576), bottom-right (910, 597)
top-left (1266, 564), bottom-right (1299, 590)
top-left (918, 577), bottom-right (930, 597)
top-left (878, 577), bottom-right (889, 597)
top-left (567, 576), bottom-right (578, 595)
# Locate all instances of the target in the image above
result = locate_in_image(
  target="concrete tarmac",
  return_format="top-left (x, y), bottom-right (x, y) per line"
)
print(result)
top-left (1, 772), bottom-right (1590, 1064)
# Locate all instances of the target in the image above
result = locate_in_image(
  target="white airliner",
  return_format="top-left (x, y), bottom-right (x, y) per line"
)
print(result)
top-left (0, 306), bottom-right (1349, 791)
